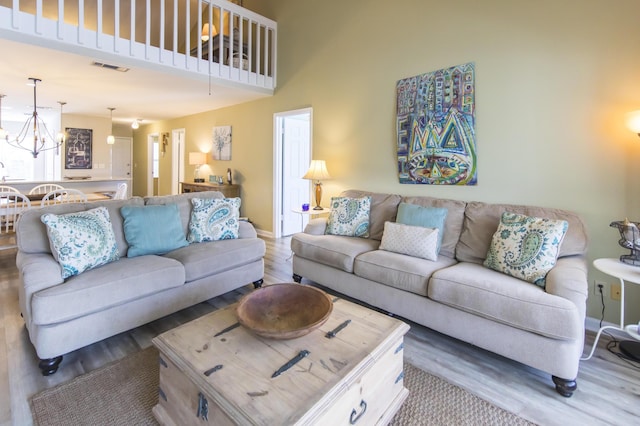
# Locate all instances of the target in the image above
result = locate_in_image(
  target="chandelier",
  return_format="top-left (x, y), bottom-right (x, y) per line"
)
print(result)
top-left (7, 77), bottom-right (64, 158)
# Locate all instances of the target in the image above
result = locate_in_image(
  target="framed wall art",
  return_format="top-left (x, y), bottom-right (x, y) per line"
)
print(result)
top-left (65, 127), bottom-right (93, 169)
top-left (396, 62), bottom-right (477, 185)
top-left (212, 125), bottom-right (232, 160)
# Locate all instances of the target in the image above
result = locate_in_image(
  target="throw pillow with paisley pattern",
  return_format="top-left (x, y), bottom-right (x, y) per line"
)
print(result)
top-left (484, 212), bottom-right (568, 287)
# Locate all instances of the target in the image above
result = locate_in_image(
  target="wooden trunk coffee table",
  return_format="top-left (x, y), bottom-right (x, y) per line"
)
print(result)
top-left (152, 290), bottom-right (410, 425)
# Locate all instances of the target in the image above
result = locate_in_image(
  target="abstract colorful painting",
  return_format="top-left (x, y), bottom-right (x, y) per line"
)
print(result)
top-left (396, 62), bottom-right (476, 185)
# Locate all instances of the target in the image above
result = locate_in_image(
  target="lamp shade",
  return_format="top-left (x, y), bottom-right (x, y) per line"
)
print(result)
top-left (189, 152), bottom-right (207, 165)
top-left (201, 23), bottom-right (218, 41)
top-left (302, 160), bottom-right (331, 181)
top-left (626, 110), bottom-right (640, 134)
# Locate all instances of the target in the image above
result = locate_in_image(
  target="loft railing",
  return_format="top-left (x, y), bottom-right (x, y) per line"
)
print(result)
top-left (0, 0), bottom-right (277, 91)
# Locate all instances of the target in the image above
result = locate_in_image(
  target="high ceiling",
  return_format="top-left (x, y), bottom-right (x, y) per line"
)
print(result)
top-left (0, 37), bottom-right (269, 126)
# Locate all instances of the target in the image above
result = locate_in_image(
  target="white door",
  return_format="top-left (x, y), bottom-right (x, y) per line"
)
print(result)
top-left (279, 111), bottom-right (311, 237)
top-left (112, 137), bottom-right (132, 179)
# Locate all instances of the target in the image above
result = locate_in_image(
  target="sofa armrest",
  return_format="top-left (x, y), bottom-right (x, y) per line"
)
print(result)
top-left (545, 255), bottom-right (588, 321)
top-left (16, 252), bottom-right (64, 324)
top-left (303, 218), bottom-right (328, 235)
top-left (238, 220), bottom-right (258, 239)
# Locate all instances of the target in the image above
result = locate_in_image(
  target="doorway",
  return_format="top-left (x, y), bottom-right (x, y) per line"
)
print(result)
top-left (112, 137), bottom-right (132, 179)
top-left (273, 108), bottom-right (312, 238)
top-left (147, 133), bottom-right (160, 196)
top-left (171, 129), bottom-right (186, 195)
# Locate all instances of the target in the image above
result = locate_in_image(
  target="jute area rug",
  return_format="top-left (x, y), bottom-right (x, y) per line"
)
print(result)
top-left (31, 347), bottom-right (535, 426)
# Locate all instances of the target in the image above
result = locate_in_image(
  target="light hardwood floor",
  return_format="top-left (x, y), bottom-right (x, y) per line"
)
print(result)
top-left (1, 237), bottom-right (639, 426)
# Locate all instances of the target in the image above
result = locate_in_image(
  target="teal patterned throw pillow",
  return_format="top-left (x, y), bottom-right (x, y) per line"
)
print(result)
top-left (41, 207), bottom-right (119, 279)
top-left (484, 212), bottom-right (568, 288)
top-left (325, 196), bottom-right (371, 238)
top-left (188, 197), bottom-right (241, 242)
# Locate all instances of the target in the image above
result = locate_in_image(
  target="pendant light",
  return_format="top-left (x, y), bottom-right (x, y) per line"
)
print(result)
top-left (7, 78), bottom-right (63, 158)
top-left (107, 107), bottom-right (115, 145)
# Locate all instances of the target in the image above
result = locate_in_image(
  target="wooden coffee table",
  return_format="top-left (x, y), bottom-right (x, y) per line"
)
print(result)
top-left (152, 291), bottom-right (410, 425)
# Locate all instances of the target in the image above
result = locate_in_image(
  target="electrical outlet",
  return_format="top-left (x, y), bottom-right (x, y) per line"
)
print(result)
top-left (594, 280), bottom-right (607, 296)
top-left (611, 283), bottom-right (622, 301)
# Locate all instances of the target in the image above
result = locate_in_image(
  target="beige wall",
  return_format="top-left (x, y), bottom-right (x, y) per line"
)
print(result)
top-left (62, 114), bottom-right (132, 178)
top-left (132, 0), bottom-right (640, 324)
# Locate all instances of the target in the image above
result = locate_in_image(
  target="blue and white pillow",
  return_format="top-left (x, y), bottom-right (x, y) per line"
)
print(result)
top-left (325, 196), bottom-right (371, 238)
top-left (484, 212), bottom-right (568, 287)
top-left (188, 197), bottom-right (241, 242)
top-left (41, 206), bottom-right (119, 279)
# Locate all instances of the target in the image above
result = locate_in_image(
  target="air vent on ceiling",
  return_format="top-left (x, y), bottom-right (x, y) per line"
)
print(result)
top-left (91, 61), bottom-right (130, 72)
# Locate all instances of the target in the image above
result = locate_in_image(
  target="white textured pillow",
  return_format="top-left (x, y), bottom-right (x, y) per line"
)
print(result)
top-left (41, 206), bottom-right (119, 279)
top-left (187, 197), bottom-right (241, 242)
top-left (379, 221), bottom-right (439, 261)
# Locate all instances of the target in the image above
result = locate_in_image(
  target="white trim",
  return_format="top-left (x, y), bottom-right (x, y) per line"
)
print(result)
top-left (255, 228), bottom-right (274, 239)
top-left (272, 107), bottom-right (313, 239)
top-left (585, 316), bottom-right (629, 340)
top-left (171, 128), bottom-right (185, 195)
top-left (147, 133), bottom-right (159, 196)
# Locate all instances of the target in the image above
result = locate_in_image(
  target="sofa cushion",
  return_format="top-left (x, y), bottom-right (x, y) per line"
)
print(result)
top-left (325, 196), bottom-right (371, 238)
top-left (144, 191), bottom-right (225, 238)
top-left (187, 197), bottom-right (241, 242)
top-left (291, 233), bottom-right (380, 273)
top-left (122, 204), bottom-right (189, 257)
top-left (429, 262), bottom-right (581, 340)
top-left (16, 198), bottom-right (144, 256)
top-left (379, 221), bottom-right (439, 261)
top-left (31, 255), bottom-right (185, 325)
top-left (400, 196), bottom-right (467, 259)
top-left (484, 212), bottom-right (568, 287)
top-left (164, 238), bottom-right (266, 282)
top-left (456, 201), bottom-right (588, 264)
top-left (396, 203), bottom-right (447, 253)
top-left (341, 190), bottom-right (402, 240)
top-left (354, 250), bottom-right (457, 296)
top-left (41, 206), bottom-right (120, 279)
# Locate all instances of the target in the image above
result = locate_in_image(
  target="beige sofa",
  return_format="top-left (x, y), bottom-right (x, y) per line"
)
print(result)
top-left (16, 191), bottom-right (265, 375)
top-left (291, 190), bottom-right (588, 397)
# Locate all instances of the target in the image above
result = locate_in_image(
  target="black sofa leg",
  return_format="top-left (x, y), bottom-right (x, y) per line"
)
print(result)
top-left (552, 376), bottom-right (576, 397)
top-left (39, 356), bottom-right (63, 376)
top-left (292, 274), bottom-right (302, 283)
top-left (252, 279), bottom-right (264, 288)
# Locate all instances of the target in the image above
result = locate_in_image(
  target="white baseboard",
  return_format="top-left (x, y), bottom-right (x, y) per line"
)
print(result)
top-left (256, 228), bottom-right (274, 239)
top-left (585, 316), bottom-right (628, 339)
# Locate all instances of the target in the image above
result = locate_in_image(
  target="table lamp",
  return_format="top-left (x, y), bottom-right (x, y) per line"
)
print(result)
top-left (189, 152), bottom-right (207, 183)
top-left (302, 160), bottom-right (331, 210)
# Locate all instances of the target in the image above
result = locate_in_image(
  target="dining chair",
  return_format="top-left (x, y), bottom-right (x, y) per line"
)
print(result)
top-left (113, 182), bottom-right (128, 200)
top-left (0, 185), bottom-right (20, 193)
top-left (0, 191), bottom-right (31, 251)
top-left (40, 189), bottom-right (88, 207)
top-left (29, 183), bottom-right (64, 195)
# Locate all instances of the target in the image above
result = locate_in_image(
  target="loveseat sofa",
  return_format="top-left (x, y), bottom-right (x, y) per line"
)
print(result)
top-left (291, 190), bottom-right (588, 397)
top-left (16, 191), bottom-right (265, 375)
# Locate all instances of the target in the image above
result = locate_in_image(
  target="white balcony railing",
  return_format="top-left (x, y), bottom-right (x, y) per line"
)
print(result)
top-left (0, 0), bottom-right (277, 91)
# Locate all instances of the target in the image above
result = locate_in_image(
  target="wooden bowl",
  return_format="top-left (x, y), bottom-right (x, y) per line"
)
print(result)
top-left (236, 284), bottom-right (333, 340)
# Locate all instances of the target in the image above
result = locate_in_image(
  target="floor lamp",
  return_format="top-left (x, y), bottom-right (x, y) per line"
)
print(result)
top-left (302, 160), bottom-right (331, 210)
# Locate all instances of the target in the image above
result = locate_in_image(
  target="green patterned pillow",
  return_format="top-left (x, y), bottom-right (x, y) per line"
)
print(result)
top-left (41, 206), bottom-right (119, 279)
top-left (187, 197), bottom-right (241, 242)
top-left (325, 196), bottom-right (371, 238)
top-left (484, 212), bottom-right (568, 287)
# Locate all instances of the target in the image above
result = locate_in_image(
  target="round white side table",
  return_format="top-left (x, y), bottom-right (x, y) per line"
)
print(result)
top-left (582, 258), bottom-right (640, 360)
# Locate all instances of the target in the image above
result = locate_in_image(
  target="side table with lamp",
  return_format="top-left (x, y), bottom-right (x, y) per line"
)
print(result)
top-left (584, 219), bottom-right (640, 361)
top-left (302, 159), bottom-right (331, 210)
